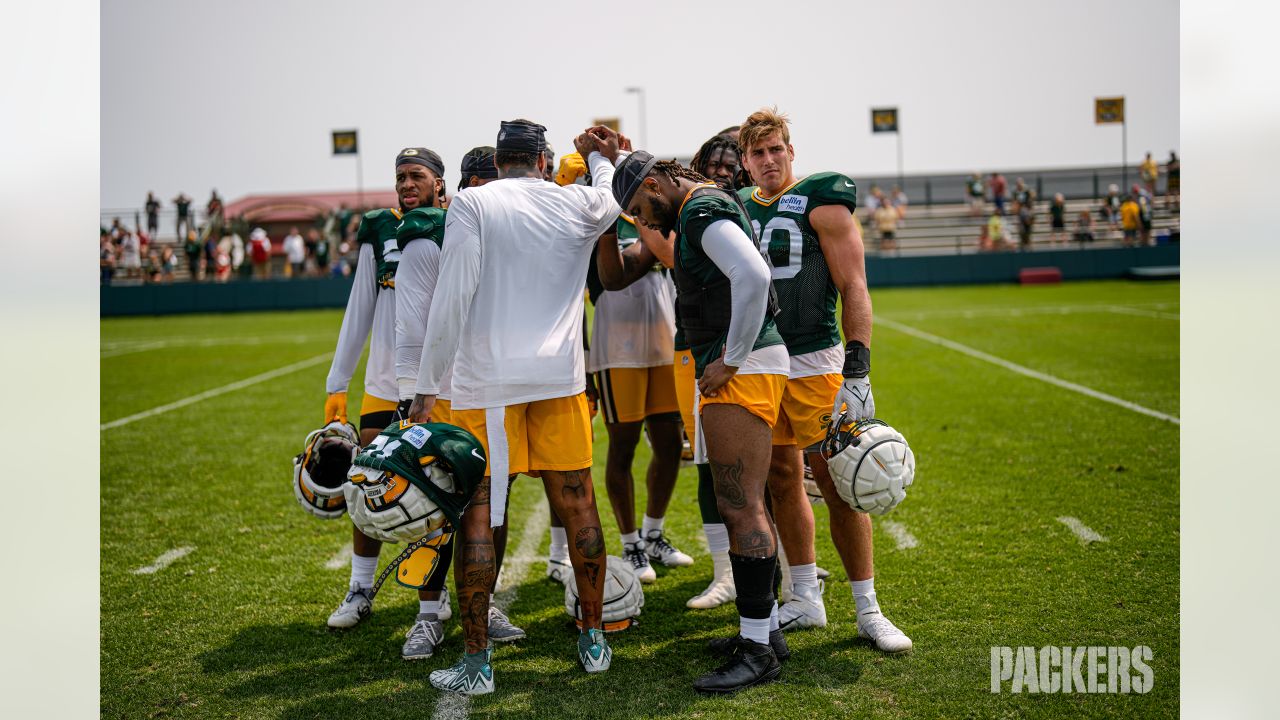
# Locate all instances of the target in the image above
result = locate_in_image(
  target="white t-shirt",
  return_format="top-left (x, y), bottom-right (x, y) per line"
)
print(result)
top-left (587, 217), bottom-right (676, 372)
top-left (416, 152), bottom-right (620, 409)
top-left (283, 233), bottom-right (306, 263)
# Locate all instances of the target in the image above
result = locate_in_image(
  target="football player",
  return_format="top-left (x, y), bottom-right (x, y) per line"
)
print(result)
top-left (408, 120), bottom-right (620, 694)
top-left (737, 108), bottom-right (910, 653)
top-left (587, 132), bottom-right (692, 584)
top-left (608, 143), bottom-right (791, 694)
top-left (323, 147), bottom-right (441, 637)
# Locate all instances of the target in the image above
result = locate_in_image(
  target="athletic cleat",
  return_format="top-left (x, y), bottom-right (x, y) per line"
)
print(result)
top-left (546, 557), bottom-right (573, 586)
top-left (857, 609), bottom-right (913, 653)
top-left (577, 628), bottom-right (612, 673)
top-left (487, 606), bottom-right (526, 643)
top-left (645, 530), bottom-right (694, 567)
top-left (327, 582), bottom-right (373, 629)
top-left (707, 628), bottom-right (790, 663)
top-left (693, 638), bottom-right (781, 694)
top-left (623, 541), bottom-right (657, 584)
top-left (687, 573), bottom-right (736, 609)
top-left (429, 648), bottom-right (494, 695)
top-left (402, 613), bottom-right (444, 660)
top-left (778, 580), bottom-right (828, 631)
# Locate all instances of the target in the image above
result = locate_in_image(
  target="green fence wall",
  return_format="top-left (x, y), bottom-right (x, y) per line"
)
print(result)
top-left (101, 245), bottom-right (1179, 317)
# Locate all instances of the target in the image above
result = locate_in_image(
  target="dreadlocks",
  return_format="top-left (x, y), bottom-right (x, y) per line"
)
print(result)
top-left (690, 134), bottom-right (750, 190)
top-left (653, 159), bottom-right (711, 186)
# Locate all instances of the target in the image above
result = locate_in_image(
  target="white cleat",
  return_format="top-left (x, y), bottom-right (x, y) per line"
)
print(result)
top-left (645, 530), bottom-right (694, 567)
top-left (623, 541), bottom-right (657, 584)
top-left (546, 557), bottom-right (573, 586)
top-left (857, 609), bottom-right (913, 653)
top-left (327, 581), bottom-right (374, 629)
top-left (778, 580), bottom-right (828, 631)
top-left (687, 573), bottom-right (736, 609)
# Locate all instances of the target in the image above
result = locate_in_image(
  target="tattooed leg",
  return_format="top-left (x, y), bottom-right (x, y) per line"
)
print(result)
top-left (455, 475), bottom-right (497, 654)
top-left (701, 403), bottom-right (774, 558)
top-left (544, 467), bottom-right (605, 630)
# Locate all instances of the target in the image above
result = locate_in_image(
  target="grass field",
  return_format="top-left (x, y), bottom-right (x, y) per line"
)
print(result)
top-left (101, 279), bottom-right (1179, 719)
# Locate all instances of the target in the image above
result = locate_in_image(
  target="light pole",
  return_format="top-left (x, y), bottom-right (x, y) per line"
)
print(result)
top-left (625, 86), bottom-right (648, 150)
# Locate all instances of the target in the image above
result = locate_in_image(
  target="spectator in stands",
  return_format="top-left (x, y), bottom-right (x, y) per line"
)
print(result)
top-left (145, 192), bottom-right (161, 236)
top-left (203, 231), bottom-right (219, 280)
top-left (1165, 151), bottom-right (1180, 210)
top-left (891, 185), bottom-right (908, 224)
top-left (184, 229), bottom-right (202, 280)
top-left (1133, 184), bottom-right (1153, 246)
top-left (864, 183), bottom-right (882, 213)
top-left (206, 190), bottom-right (225, 239)
top-left (173, 192), bottom-right (193, 240)
top-left (118, 227), bottom-right (142, 280)
top-left (967, 173), bottom-right (985, 216)
top-left (283, 226), bottom-right (306, 278)
top-left (986, 211), bottom-right (1008, 251)
top-left (100, 231), bottom-right (116, 285)
top-left (1073, 210), bottom-right (1095, 244)
top-left (1120, 192), bottom-right (1140, 247)
top-left (314, 230), bottom-right (331, 276)
top-left (873, 199), bottom-right (899, 252)
top-left (1100, 184), bottom-right (1122, 233)
top-left (1013, 177), bottom-right (1035, 208)
top-left (249, 227), bottom-right (272, 278)
top-left (1140, 152), bottom-right (1158, 200)
top-left (1048, 193), bottom-right (1067, 245)
top-left (144, 250), bottom-right (161, 283)
top-left (160, 245), bottom-right (177, 283)
top-left (230, 230), bottom-right (245, 275)
top-left (109, 217), bottom-right (126, 243)
top-left (989, 172), bottom-right (1008, 215)
top-left (1015, 200), bottom-right (1034, 250)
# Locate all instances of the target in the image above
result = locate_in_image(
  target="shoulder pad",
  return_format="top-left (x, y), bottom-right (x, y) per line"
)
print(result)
top-left (797, 172), bottom-right (858, 211)
top-left (397, 207), bottom-right (446, 245)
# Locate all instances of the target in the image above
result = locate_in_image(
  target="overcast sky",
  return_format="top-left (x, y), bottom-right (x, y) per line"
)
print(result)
top-left (101, 0), bottom-right (1178, 209)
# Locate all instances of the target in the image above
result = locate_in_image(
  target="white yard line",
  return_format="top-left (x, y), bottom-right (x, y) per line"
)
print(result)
top-left (880, 520), bottom-right (919, 550)
top-left (1103, 305), bottom-right (1180, 321)
top-left (101, 334), bottom-right (328, 359)
top-left (1057, 516), bottom-right (1108, 545)
top-left (875, 318), bottom-right (1180, 425)
top-left (131, 546), bottom-right (195, 575)
top-left (100, 353), bottom-right (331, 430)
top-left (882, 302), bottom-right (1179, 322)
top-left (324, 543), bottom-right (354, 570)
top-left (430, 497), bottom-right (549, 718)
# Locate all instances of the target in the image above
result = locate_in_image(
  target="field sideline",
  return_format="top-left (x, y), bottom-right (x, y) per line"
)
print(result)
top-left (101, 279), bottom-right (1179, 719)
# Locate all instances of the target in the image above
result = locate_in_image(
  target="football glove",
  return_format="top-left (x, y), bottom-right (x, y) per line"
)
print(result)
top-left (832, 376), bottom-right (874, 421)
top-left (324, 391), bottom-right (348, 424)
top-left (556, 152), bottom-right (588, 186)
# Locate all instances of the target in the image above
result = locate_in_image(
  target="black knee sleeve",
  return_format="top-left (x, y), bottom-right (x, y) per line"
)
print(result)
top-left (697, 463), bottom-right (722, 524)
top-left (423, 534), bottom-right (456, 592)
top-left (730, 552), bottom-right (777, 619)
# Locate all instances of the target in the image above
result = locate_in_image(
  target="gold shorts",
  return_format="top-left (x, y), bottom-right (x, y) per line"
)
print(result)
top-left (673, 349), bottom-right (697, 451)
top-left (431, 398), bottom-right (453, 425)
top-left (360, 393), bottom-right (399, 416)
top-left (450, 393), bottom-right (593, 477)
top-left (594, 365), bottom-right (679, 424)
top-left (771, 373), bottom-right (842, 449)
top-left (699, 372), bottom-right (787, 428)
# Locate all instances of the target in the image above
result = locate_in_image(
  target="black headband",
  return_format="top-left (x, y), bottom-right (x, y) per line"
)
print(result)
top-left (612, 150), bottom-right (659, 208)
top-left (395, 148), bottom-right (445, 178)
top-left (496, 120), bottom-right (547, 154)
top-left (459, 146), bottom-right (499, 189)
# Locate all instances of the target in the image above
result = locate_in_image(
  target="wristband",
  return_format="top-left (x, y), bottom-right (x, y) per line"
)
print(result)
top-left (842, 340), bottom-right (871, 378)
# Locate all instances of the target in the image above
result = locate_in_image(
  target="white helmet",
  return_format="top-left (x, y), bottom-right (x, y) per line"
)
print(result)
top-left (292, 421), bottom-right (359, 519)
top-left (564, 555), bottom-right (645, 632)
top-left (343, 461), bottom-right (455, 544)
top-left (821, 414), bottom-right (915, 515)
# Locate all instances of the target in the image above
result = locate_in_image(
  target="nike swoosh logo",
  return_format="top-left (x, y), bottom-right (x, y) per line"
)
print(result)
top-left (845, 182), bottom-right (855, 187)
top-left (471, 449), bottom-right (484, 461)
top-left (396, 222), bottom-right (404, 229)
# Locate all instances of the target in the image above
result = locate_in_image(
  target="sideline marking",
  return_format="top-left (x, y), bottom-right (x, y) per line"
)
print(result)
top-left (875, 318), bottom-right (1179, 425)
top-left (430, 498), bottom-right (549, 717)
top-left (880, 520), bottom-right (919, 550)
top-left (1057, 516), bottom-right (1108, 545)
top-left (882, 302), bottom-right (1178, 322)
top-left (101, 334), bottom-right (328, 359)
top-left (324, 543), bottom-right (353, 570)
top-left (132, 546), bottom-right (195, 575)
top-left (100, 353), bottom-right (331, 430)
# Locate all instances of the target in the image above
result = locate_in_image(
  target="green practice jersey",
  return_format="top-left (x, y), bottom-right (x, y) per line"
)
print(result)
top-left (740, 172), bottom-right (857, 356)
top-left (353, 421), bottom-right (486, 530)
top-left (396, 206), bottom-right (447, 250)
top-left (356, 208), bottom-right (404, 289)
top-left (675, 186), bottom-right (783, 375)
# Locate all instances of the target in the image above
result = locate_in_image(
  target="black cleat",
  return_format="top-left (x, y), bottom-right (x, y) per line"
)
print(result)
top-left (694, 638), bottom-right (782, 694)
top-left (706, 629), bottom-right (790, 663)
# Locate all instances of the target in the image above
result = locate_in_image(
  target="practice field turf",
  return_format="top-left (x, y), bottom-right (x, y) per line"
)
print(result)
top-left (101, 280), bottom-right (1179, 719)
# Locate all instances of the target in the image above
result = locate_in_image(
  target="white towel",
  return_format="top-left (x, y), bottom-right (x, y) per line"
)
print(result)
top-left (485, 406), bottom-right (509, 528)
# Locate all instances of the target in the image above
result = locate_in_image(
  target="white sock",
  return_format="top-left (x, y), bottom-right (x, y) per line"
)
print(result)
top-left (769, 603), bottom-right (780, 632)
top-left (703, 523), bottom-right (730, 554)
top-left (851, 577), bottom-right (879, 614)
top-left (740, 615), bottom-right (771, 645)
top-left (621, 530), bottom-right (641, 548)
top-left (711, 550), bottom-right (732, 579)
top-left (419, 599), bottom-right (440, 615)
top-left (790, 563), bottom-right (819, 594)
top-left (350, 553), bottom-right (378, 589)
top-left (641, 515), bottom-right (664, 539)
top-left (549, 527), bottom-right (569, 562)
